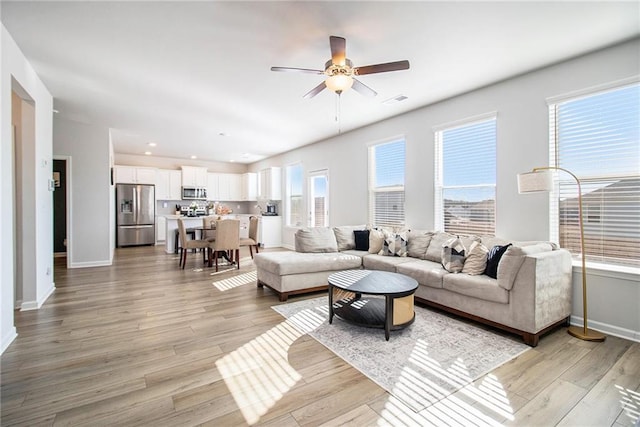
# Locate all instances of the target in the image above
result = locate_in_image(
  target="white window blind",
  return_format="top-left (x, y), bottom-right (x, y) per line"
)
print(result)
top-left (435, 117), bottom-right (496, 235)
top-left (549, 83), bottom-right (640, 268)
top-left (286, 164), bottom-right (303, 227)
top-left (369, 139), bottom-right (405, 228)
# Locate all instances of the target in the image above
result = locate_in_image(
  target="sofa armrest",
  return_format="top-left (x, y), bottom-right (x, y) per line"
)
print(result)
top-left (509, 248), bottom-right (573, 332)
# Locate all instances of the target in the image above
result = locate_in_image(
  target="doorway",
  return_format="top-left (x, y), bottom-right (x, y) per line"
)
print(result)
top-left (308, 170), bottom-right (329, 227)
top-left (53, 159), bottom-right (67, 256)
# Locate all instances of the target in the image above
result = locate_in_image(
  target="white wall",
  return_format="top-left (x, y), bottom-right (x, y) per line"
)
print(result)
top-left (53, 117), bottom-right (111, 268)
top-left (1, 24), bottom-right (55, 353)
top-left (249, 39), bottom-right (640, 341)
top-left (114, 153), bottom-right (248, 174)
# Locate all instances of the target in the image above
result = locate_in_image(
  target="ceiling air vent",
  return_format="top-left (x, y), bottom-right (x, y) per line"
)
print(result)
top-left (382, 95), bottom-right (408, 105)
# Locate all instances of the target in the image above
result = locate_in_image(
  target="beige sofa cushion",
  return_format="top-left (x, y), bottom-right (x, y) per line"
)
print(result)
top-left (395, 259), bottom-right (448, 289)
top-left (254, 251), bottom-right (361, 276)
top-left (362, 254), bottom-right (414, 272)
top-left (333, 225), bottom-right (366, 251)
top-left (406, 230), bottom-right (434, 259)
top-left (443, 273), bottom-right (509, 304)
top-left (295, 227), bottom-right (338, 253)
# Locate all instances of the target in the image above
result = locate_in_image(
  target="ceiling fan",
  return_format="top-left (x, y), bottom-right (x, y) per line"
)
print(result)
top-left (271, 36), bottom-right (410, 99)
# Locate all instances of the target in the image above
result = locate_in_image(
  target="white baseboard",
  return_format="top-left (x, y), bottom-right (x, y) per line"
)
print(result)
top-left (1, 328), bottom-right (17, 354)
top-left (21, 283), bottom-right (56, 311)
top-left (69, 259), bottom-right (112, 268)
top-left (570, 316), bottom-right (640, 343)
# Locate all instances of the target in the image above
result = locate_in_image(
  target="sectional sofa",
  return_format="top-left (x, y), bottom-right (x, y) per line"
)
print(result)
top-left (253, 226), bottom-right (573, 346)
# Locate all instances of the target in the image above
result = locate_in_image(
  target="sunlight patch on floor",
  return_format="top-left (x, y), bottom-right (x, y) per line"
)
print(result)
top-left (212, 271), bottom-right (257, 291)
top-left (215, 307), bottom-right (325, 425)
top-left (378, 338), bottom-right (513, 426)
top-left (616, 384), bottom-right (640, 424)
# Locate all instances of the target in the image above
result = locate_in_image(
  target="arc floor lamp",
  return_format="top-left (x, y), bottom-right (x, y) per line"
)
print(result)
top-left (517, 166), bottom-right (606, 342)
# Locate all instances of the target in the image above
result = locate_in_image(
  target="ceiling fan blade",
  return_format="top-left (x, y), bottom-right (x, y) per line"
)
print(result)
top-left (330, 36), bottom-right (346, 66)
top-left (303, 81), bottom-right (327, 99)
top-left (271, 66), bottom-right (324, 75)
top-left (352, 78), bottom-right (377, 97)
top-left (354, 60), bottom-right (410, 76)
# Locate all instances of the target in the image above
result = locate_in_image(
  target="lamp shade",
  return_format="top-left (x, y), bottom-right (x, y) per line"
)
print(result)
top-left (517, 170), bottom-right (554, 193)
top-left (325, 74), bottom-right (353, 93)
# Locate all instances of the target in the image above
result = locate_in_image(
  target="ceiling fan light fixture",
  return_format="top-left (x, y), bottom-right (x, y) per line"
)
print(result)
top-left (325, 74), bottom-right (353, 93)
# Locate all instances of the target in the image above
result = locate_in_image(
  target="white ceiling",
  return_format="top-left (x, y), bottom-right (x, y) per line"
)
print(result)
top-left (2, 1), bottom-right (639, 164)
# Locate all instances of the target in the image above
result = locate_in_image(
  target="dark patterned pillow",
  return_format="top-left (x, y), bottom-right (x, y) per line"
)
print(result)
top-left (353, 230), bottom-right (370, 251)
top-left (484, 243), bottom-right (513, 279)
top-left (382, 231), bottom-right (407, 257)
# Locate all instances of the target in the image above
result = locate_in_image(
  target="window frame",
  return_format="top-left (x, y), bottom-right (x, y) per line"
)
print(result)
top-left (434, 113), bottom-right (497, 236)
top-left (547, 80), bottom-right (640, 271)
top-left (368, 137), bottom-right (406, 228)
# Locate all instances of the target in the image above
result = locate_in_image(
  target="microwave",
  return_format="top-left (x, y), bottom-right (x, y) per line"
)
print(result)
top-left (182, 187), bottom-right (207, 200)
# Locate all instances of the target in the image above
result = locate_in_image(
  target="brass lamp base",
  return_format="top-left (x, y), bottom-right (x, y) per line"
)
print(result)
top-left (568, 325), bottom-right (606, 342)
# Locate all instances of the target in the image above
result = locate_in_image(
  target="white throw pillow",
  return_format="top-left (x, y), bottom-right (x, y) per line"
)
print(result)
top-left (368, 229), bottom-right (384, 254)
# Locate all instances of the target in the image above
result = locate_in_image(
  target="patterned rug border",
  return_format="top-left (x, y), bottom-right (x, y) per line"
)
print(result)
top-left (272, 296), bottom-right (530, 413)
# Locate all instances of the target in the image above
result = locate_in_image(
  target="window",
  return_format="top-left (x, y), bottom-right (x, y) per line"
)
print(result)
top-left (549, 83), bottom-right (640, 268)
top-left (368, 139), bottom-right (405, 227)
top-left (285, 163), bottom-right (303, 227)
top-left (435, 116), bottom-right (496, 235)
top-left (308, 170), bottom-right (329, 227)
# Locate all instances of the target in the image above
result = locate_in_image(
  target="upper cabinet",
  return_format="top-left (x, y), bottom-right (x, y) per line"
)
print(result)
top-left (241, 172), bottom-right (257, 201)
top-left (181, 166), bottom-right (208, 187)
top-left (259, 167), bottom-right (282, 200)
top-left (208, 173), bottom-right (242, 201)
top-left (114, 166), bottom-right (157, 185)
top-left (156, 169), bottom-right (182, 200)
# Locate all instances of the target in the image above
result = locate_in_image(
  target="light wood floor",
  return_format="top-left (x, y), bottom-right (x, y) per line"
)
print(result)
top-left (1, 245), bottom-right (639, 426)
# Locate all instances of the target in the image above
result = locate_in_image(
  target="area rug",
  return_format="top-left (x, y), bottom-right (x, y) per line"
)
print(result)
top-left (272, 296), bottom-right (529, 412)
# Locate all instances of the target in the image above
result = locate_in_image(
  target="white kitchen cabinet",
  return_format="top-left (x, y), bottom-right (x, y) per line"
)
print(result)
top-left (156, 216), bottom-right (166, 243)
top-left (156, 169), bottom-right (182, 200)
top-left (228, 174), bottom-right (242, 201)
top-left (208, 173), bottom-right (243, 201)
top-left (114, 166), bottom-right (157, 185)
top-left (207, 173), bottom-right (219, 201)
top-left (181, 166), bottom-right (208, 187)
top-left (259, 167), bottom-right (282, 200)
top-left (258, 216), bottom-right (282, 248)
top-left (241, 172), bottom-right (257, 201)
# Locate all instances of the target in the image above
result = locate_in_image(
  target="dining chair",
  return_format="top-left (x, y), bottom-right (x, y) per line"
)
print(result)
top-left (210, 219), bottom-right (240, 271)
top-left (202, 216), bottom-right (217, 243)
top-left (239, 216), bottom-right (260, 258)
top-left (177, 218), bottom-right (210, 269)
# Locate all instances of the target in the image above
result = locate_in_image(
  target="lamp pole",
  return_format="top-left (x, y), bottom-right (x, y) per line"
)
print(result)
top-left (531, 166), bottom-right (605, 342)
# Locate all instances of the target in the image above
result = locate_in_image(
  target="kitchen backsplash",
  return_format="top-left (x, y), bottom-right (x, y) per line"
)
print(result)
top-left (155, 201), bottom-right (258, 216)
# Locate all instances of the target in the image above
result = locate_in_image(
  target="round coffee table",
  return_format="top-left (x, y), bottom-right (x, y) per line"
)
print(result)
top-left (328, 270), bottom-right (418, 341)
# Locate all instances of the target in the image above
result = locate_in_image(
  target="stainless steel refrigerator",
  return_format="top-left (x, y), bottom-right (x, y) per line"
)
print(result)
top-left (116, 184), bottom-right (155, 247)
